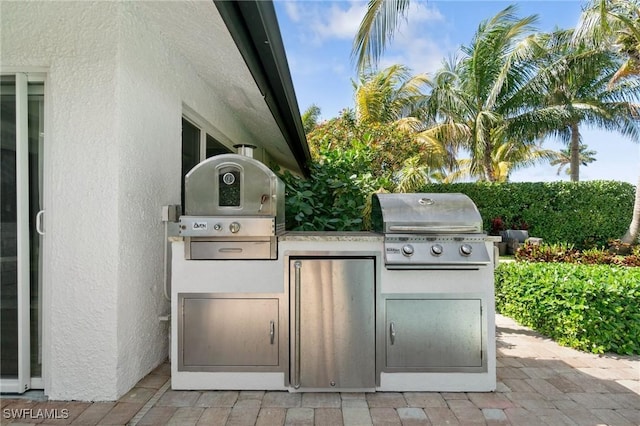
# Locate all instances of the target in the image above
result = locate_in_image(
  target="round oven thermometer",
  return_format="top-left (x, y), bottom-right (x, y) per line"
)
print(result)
top-left (222, 172), bottom-right (236, 185)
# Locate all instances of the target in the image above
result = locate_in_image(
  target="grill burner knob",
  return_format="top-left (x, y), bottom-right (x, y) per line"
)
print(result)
top-left (460, 244), bottom-right (473, 256)
top-left (401, 244), bottom-right (414, 257)
top-left (229, 222), bottom-right (241, 233)
top-left (431, 244), bottom-right (443, 256)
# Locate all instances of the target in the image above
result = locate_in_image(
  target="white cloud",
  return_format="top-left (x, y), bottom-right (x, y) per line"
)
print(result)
top-left (310, 1), bottom-right (368, 41)
top-left (283, 2), bottom-right (301, 22)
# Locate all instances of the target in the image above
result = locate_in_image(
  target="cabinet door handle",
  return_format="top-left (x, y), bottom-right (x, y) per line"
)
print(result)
top-left (269, 320), bottom-right (275, 344)
top-left (390, 322), bottom-right (396, 345)
top-left (293, 261), bottom-right (302, 389)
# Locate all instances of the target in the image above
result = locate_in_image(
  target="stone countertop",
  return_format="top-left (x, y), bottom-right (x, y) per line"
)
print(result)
top-left (278, 231), bottom-right (384, 242)
top-left (171, 233), bottom-right (500, 242)
top-left (168, 232), bottom-right (384, 243)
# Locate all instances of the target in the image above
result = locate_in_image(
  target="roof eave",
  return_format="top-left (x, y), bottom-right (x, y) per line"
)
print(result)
top-left (214, 0), bottom-right (311, 177)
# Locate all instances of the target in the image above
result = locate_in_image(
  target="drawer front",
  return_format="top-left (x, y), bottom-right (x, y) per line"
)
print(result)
top-left (188, 240), bottom-right (274, 259)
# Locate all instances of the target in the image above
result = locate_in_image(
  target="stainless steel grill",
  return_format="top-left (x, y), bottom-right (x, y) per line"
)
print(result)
top-left (179, 145), bottom-right (284, 259)
top-left (372, 193), bottom-right (491, 269)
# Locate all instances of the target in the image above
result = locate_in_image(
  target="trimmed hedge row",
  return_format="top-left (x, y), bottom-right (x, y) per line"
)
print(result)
top-left (420, 181), bottom-right (635, 249)
top-left (495, 262), bottom-right (640, 355)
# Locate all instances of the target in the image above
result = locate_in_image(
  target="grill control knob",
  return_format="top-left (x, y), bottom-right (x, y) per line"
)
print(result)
top-left (229, 222), bottom-right (241, 233)
top-left (460, 244), bottom-right (473, 256)
top-left (431, 244), bottom-right (443, 256)
top-left (401, 244), bottom-right (414, 257)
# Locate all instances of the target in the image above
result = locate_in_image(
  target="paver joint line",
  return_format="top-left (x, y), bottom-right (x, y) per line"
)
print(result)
top-left (126, 377), bottom-right (171, 426)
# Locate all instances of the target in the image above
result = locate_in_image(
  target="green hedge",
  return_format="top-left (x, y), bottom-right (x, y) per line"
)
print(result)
top-left (420, 181), bottom-right (635, 248)
top-left (495, 262), bottom-right (640, 355)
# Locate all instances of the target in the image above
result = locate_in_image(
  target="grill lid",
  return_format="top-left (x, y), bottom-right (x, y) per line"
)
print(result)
top-left (372, 193), bottom-right (483, 234)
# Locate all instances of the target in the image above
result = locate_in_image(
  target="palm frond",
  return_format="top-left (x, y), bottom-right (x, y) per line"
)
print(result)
top-left (351, 0), bottom-right (411, 73)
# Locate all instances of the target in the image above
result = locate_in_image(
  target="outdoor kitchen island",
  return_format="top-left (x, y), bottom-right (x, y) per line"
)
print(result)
top-left (170, 229), bottom-right (497, 393)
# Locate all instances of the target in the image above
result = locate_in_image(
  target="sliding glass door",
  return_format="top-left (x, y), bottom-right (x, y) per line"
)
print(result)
top-left (0, 74), bottom-right (44, 392)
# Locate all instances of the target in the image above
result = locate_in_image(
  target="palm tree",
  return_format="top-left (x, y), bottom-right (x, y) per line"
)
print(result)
top-left (516, 29), bottom-right (640, 182)
top-left (353, 64), bottom-right (449, 178)
top-left (448, 143), bottom-right (557, 183)
top-left (573, 0), bottom-right (640, 243)
top-left (395, 155), bottom-right (445, 192)
top-left (301, 104), bottom-right (322, 134)
top-left (625, 175), bottom-right (640, 244)
top-left (412, 6), bottom-right (546, 182)
top-left (550, 145), bottom-right (598, 177)
top-left (352, 0), bottom-right (412, 73)
top-left (353, 64), bottom-right (428, 128)
top-left (573, 0), bottom-right (640, 85)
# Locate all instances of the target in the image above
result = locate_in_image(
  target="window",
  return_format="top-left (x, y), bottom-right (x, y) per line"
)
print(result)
top-left (181, 115), bottom-right (232, 212)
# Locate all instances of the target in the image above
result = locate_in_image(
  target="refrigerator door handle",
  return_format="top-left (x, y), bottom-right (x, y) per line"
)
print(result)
top-left (293, 261), bottom-right (302, 389)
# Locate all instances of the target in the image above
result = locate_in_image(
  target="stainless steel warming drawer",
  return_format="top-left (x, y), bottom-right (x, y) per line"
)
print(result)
top-left (187, 238), bottom-right (276, 260)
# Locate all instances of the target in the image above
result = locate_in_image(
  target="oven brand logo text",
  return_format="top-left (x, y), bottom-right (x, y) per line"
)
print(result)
top-left (192, 222), bottom-right (208, 230)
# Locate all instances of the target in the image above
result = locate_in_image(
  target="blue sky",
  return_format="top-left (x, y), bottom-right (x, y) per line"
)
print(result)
top-left (274, 0), bottom-right (639, 185)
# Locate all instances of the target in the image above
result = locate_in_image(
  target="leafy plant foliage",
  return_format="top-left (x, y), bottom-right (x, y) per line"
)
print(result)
top-left (495, 262), bottom-right (640, 355)
top-left (420, 181), bottom-right (635, 248)
top-left (279, 139), bottom-right (387, 231)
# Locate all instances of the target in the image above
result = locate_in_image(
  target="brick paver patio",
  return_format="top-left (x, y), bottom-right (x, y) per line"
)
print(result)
top-left (1, 314), bottom-right (638, 425)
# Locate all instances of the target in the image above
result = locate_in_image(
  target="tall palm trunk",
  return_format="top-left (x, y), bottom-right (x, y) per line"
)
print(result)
top-left (622, 173), bottom-right (640, 244)
top-left (484, 148), bottom-right (496, 182)
top-left (570, 122), bottom-right (580, 182)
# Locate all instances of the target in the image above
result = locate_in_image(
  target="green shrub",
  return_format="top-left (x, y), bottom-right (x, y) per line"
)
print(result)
top-left (420, 181), bottom-right (635, 249)
top-left (495, 262), bottom-right (640, 355)
top-left (279, 140), bottom-right (387, 231)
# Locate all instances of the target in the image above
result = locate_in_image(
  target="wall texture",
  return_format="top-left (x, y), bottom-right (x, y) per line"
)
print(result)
top-left (1, 1), bottom-right (261, 400)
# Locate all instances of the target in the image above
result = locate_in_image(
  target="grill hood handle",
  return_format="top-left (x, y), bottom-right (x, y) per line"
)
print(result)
top-left (388, 225), bottom-right (480, 233)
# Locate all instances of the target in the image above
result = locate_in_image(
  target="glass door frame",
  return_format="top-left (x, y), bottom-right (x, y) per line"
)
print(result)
top-left (0, 71), bottom-right (45, 393)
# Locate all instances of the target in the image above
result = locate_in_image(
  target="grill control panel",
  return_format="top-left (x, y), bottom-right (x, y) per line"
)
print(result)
top-left (179, 216), bottom-right (275, 237)
top-left (384, 235), bottom-right (490, 269)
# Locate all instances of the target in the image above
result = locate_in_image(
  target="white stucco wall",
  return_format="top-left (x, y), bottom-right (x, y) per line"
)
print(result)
top-left (1, 0), bottom-right (265, 400)
top-left (1, 1), bottom-right (121, 401)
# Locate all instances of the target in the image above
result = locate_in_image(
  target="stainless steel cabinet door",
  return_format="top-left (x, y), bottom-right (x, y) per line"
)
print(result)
top-left (291, 258), bottom-right (375, 389)
top-left (181, 298), bottom-right (279, 368)
top-left (386, 299), bottom-right (483, 369)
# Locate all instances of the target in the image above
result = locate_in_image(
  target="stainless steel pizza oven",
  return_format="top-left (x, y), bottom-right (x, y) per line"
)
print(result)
top-left (179, 145), bottom-right (284, 259)
top-left (372, 193), bottom-right (491, 269)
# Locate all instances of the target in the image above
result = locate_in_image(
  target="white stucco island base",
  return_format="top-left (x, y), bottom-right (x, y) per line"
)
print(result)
top-left (170, 236), bottom-right (496, 393)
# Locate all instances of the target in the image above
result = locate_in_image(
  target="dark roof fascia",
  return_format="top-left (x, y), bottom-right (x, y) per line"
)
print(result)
top-left (214, 0), bottom-right (311, 177)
